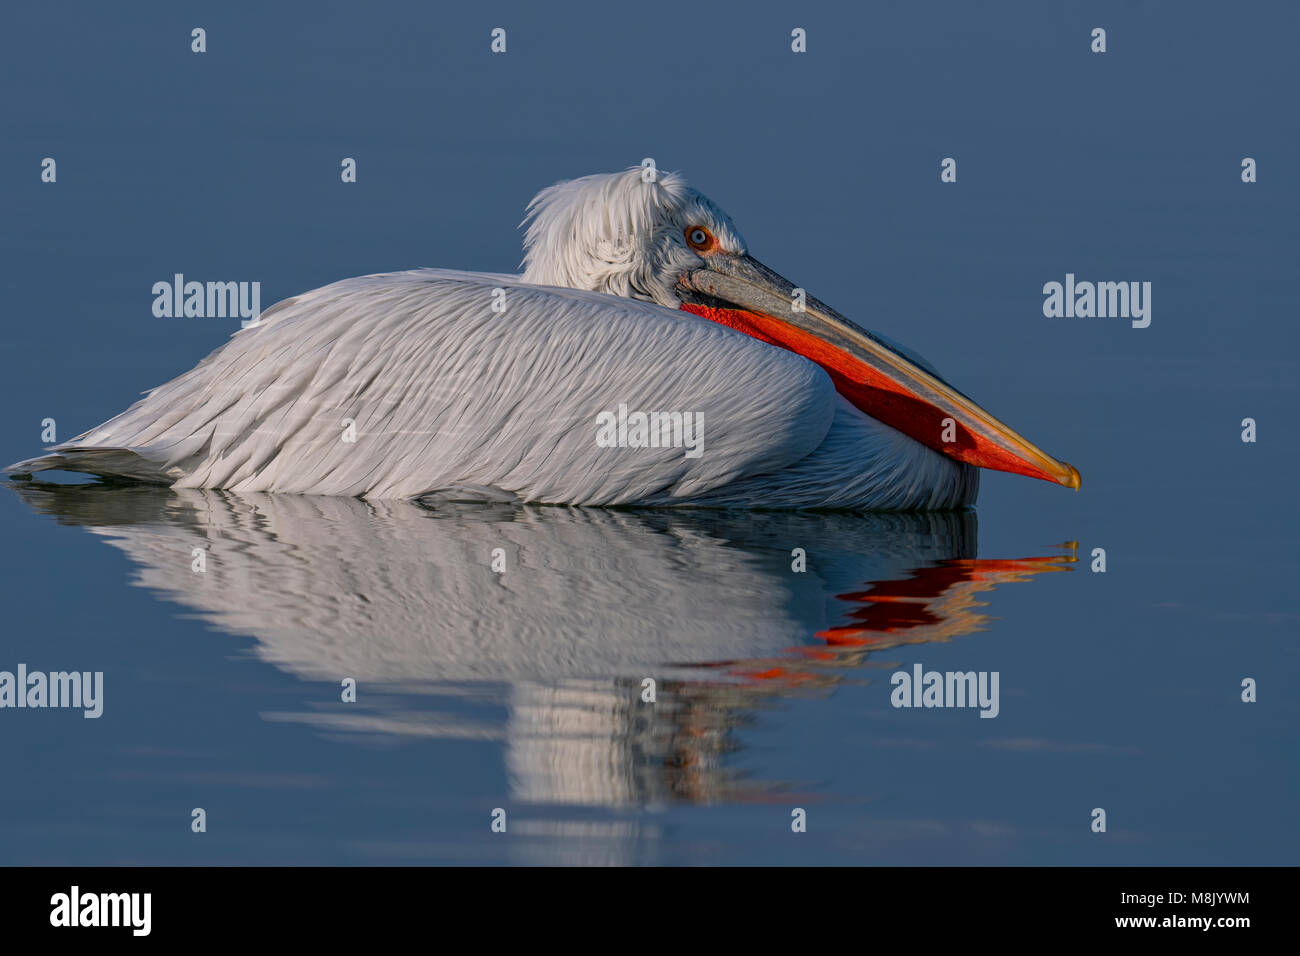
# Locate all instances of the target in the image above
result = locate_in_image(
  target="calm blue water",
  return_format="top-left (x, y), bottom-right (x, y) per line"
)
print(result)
top-left (0, 0), bottom-right (1296, 865)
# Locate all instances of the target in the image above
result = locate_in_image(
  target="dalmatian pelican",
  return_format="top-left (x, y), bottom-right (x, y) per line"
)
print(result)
top-left (7, 168), bottom-right (1080, 509)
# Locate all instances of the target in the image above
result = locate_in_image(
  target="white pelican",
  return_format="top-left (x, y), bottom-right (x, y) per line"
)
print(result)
top-left (7, 168), bottom-right (1080, 509)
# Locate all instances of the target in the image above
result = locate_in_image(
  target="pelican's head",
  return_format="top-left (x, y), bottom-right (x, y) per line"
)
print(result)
top-left (521, 168), bottom-right (1080, 491)
top-left (521, 167), bottom-right (746, 309)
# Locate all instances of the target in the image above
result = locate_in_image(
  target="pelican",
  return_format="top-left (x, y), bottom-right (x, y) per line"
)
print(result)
top-left (6, 168), bottom-right (1080, 509)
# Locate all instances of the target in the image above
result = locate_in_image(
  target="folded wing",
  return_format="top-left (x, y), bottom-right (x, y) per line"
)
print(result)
top-left (9, 269), bottom-right (837, 504)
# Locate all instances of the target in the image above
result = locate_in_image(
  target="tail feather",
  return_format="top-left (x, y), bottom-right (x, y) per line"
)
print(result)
top-left (5, 446), bottom-right (175, 484)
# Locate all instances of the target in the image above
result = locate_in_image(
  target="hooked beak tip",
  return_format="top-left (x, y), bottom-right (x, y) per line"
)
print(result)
top-left (1059, 462), bottom-right (1082, 491)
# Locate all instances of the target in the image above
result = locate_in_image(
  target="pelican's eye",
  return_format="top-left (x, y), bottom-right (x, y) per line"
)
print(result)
top-left (685, 226), bottom-right (714, 251)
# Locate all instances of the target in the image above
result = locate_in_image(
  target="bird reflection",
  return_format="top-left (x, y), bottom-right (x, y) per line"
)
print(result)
top-left (9, 480), bottom-right (1073, 810)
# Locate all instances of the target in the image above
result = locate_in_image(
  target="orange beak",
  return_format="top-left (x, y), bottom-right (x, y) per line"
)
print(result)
top-left (677, 255), bottom-right (1080, 489)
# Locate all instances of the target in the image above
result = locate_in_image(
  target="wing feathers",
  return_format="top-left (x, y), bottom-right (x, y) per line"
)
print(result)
top-left (13, 270), bottom-right (837, 504)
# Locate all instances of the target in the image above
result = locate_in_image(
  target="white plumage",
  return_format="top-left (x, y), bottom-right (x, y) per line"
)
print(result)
top-left (8, 169), bottom-right (975, 509)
